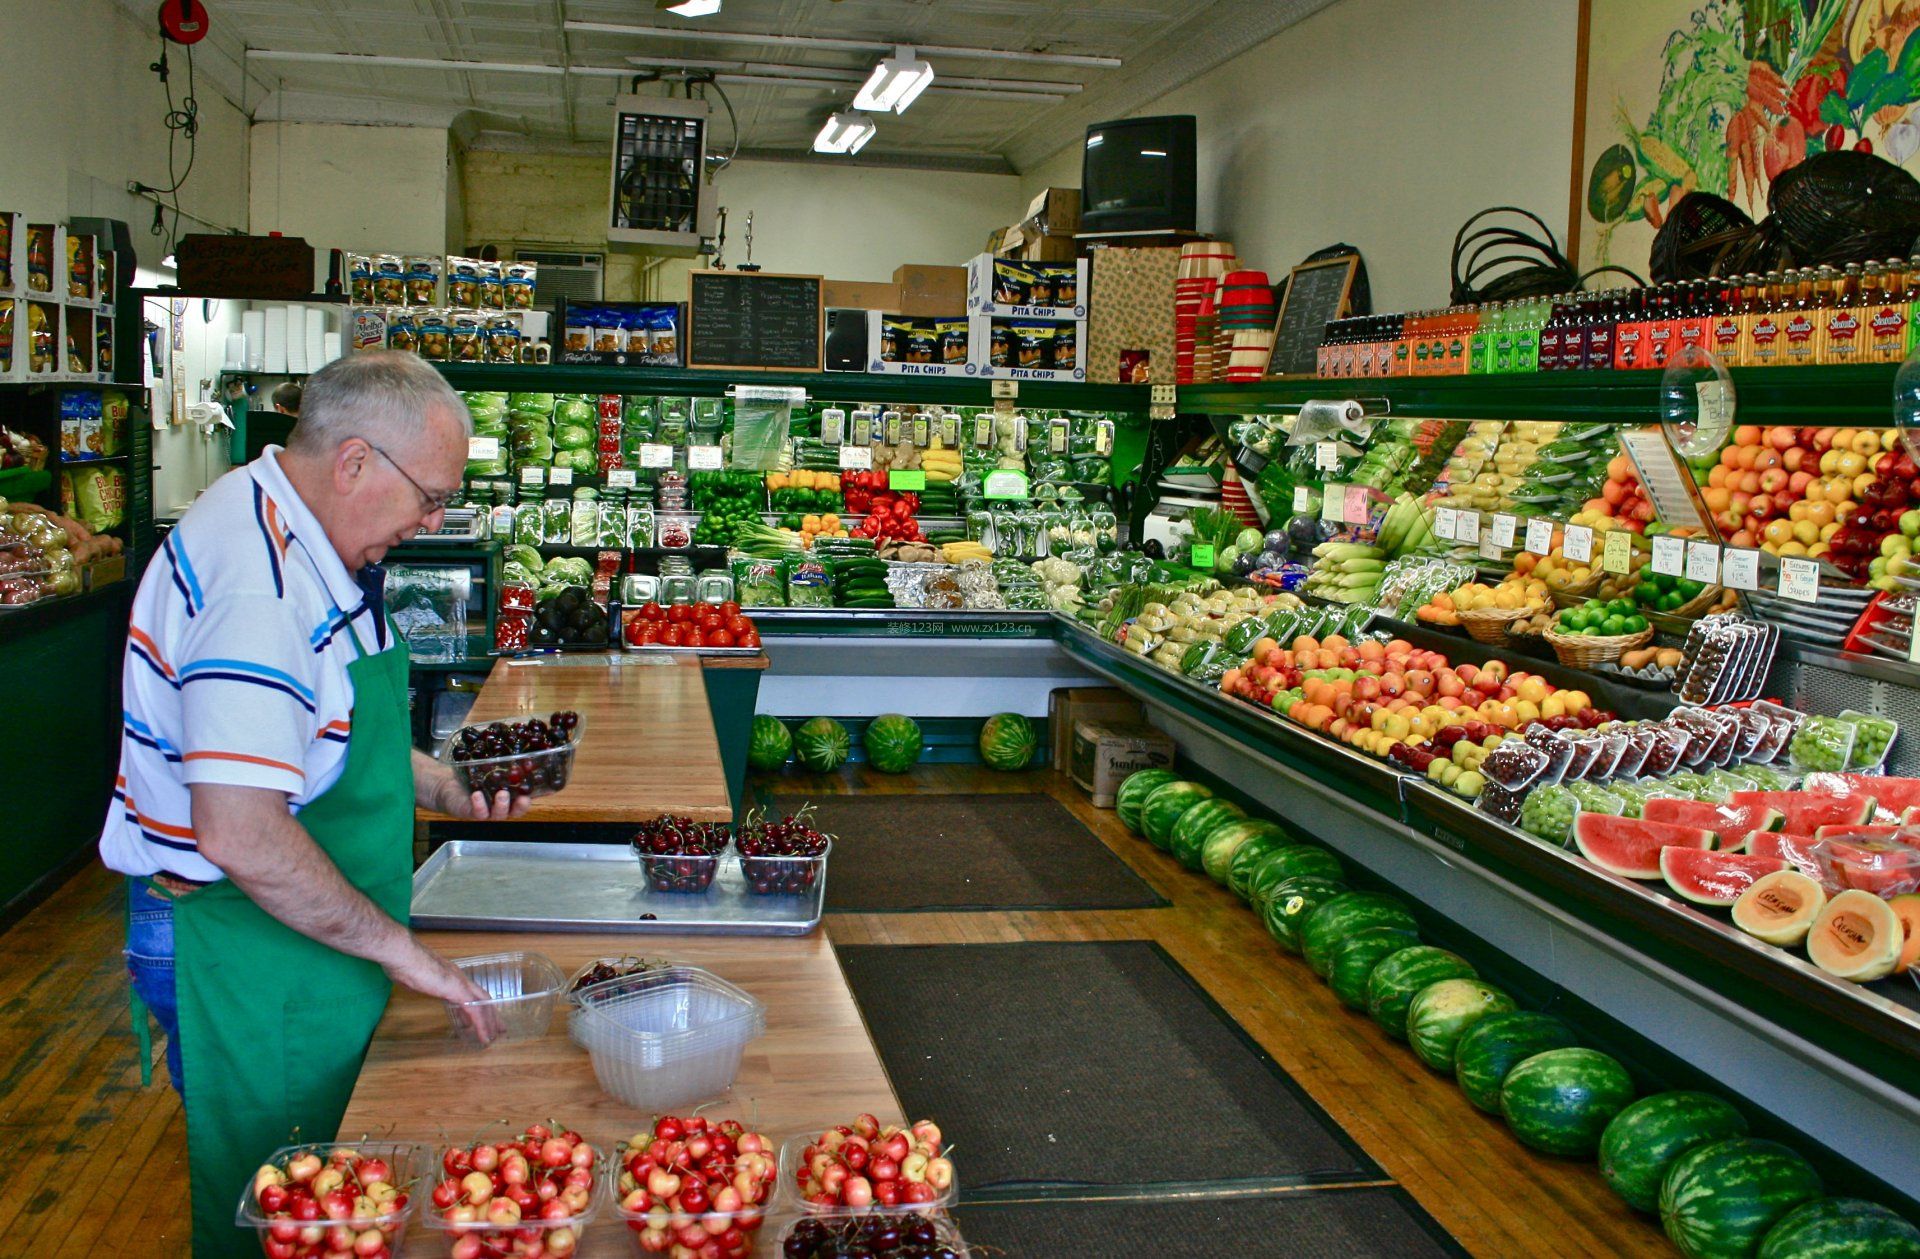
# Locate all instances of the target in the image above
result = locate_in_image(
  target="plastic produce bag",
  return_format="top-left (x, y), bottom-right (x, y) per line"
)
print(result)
top-left (729, 386), bottom-right (803, 472)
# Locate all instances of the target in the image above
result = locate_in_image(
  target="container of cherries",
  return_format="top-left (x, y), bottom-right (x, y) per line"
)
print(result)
top-left (441, 711), bottom-right (583, 801)
top-left (735, 805), bottom-right (832, 898)
top-left (630, 815), bottom-right (730, 893)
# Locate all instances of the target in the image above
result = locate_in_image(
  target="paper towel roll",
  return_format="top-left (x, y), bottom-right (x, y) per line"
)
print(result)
top-left (224, 333), bottom-right (247, 370)
top-left (286, 306), bottom-right (309, 373)
top-left (306, 310), bottom-right (327, 371)
top-left (322, 332), bottom-right (342, 365)
top-left (243, 311), bottom-right (267, 371)
top-left (263, 307), bottom-right (288, 373)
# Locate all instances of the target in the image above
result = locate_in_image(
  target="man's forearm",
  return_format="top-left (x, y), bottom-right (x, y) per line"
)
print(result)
top-left (413, 748), bottom-right (456, 810)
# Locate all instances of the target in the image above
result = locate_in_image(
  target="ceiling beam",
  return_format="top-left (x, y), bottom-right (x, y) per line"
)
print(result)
top-left (563, 21), bottom-right (1121, 67)
top-left (622, 58), bottom-right (1082, 93)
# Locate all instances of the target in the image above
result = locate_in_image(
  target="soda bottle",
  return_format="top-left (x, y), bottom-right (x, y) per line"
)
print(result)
top-left (1467, 302), bottom-right (1491, 375)
top-left (1745, 271), bottom-right (1785, 367)
top-left (1675, 279), bottom-right (1710, 361)
top-left (1825, 262), bottom-right (1866, 364)
top-left (1513, 298), bottom-right (1541, 372)
top-left (1614, 286), bottom-right (1647, 369)
top-left (1537, 293), bottom-right (1567, 371)
top-left (1585, 289), bottom-right (1617, 370)
top-left (1783, 269), bottom-right (1821, 367)
top-left (1645, 283), bottom-right (1676, 369)
top-left (1864, 261), bottom-right (1906, 363)
top-left (1709, 276), bottom-right (1744, 364)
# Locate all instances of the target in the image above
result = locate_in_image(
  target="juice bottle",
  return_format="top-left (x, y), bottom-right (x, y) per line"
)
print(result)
top-left (1745, 271), bottom-right (1784, 367)
top-left (1614, 287), bottom-right (1647, 369)
top-left (1907, 256), bottom-right (1920, 360)
top-left (1585, 289), bottom-right (1617, 370)
top-left (1645, 283), bottom-right (1676, 369)
top-left (1863, 262), bottom-right (1906, 363)
top-left (1490, 302), bottom-right (1515, 373)
top-left (1781, 269), bottom-right (1820, 367)
top-left (1710, 276), bottom-right (1745, 364)
top-left (1467, 303), bottom-right (1491, 375)
top-left (1537, 294), bottom-right (1566, 371)
top-left (1674, 279), bottom-right (1709, 361)
top-left (1513, 298), bottom-right (1541, 372)
top-left (1825, 263), bottom-right (1866, 364)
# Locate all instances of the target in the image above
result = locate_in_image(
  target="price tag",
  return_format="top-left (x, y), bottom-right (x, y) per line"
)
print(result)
top-left (821, 408), bottom-right (846, 445)
top-left (1779, 555), bottom-right (1820, 603)
top-left (606, 469), bottom-right (637, 490)
top-left (1651, 534), bottom-right (1685, 577)
top-left (519, 466), bottom-right (545, 486)
top-left (1049, 418), bottom-right (1070, 455)
top-left (1433, 506), bottom-right (1457, 542)
top-left (852, 411), bottom-right (874, 446)
top-left (1455, 511), bottom-right (1480, 545)
top-left (1490, 514), bottom-right (1517, 548)
top-left (687, 445), bottom-right (723, 471)
top-left (1478, 532), bottom-right (1504, 562)
top-left (838, 445), bottom-right (873, 470)
top-left (1343, 485), bottom-right (1372, 525)
top-left (1685, 539), bottom-right (1720, 585)
top-left (1721, 547), bottom-right (1759, 591)
top-left (990, 379), bottom-right (1018, 399)
top-left (938, 413), bottom-right (960, 447)
top-left (1190, 543), bottom-right (1216, 571)
top-left (639, 443), bottom-right (673, 469)
top-left (889, 469), bottom-right (927, 491)
top-left (911, 415), bottom-right (930, 447)
top-left (1602, 529), bottom-right (1633, 574)
top-left (1321, 484), bottom-right (1346, 524)
top-left (1293, 485), bottom-right (1312, 514)
top-left (467, 436), bottom-right (500, 462)
top-left (548, 466), bottom-right (573, 487)
top-left (1524, 517), bottom-right (1554, 556)
top-left (883, 411), bottom-right (904, 444)
top-left (973, 415), bottom-right (995, 448)
top-left (1696, 379), bottom-right (1733, 433)
top-left (1563, 523), bottom-right (1594, 563)
top-left (1315, 440), bottom-right (1340, 471)
top-left (1094, 419), bottom-right (1115, 456)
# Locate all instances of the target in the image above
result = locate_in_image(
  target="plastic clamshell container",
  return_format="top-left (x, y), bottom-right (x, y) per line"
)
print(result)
top-left (1839, 709), bottom-right (1899, 770)
top-left (439, 715), bottom-right (585, 800)
top-left (1790, 714), bottom-right (1859, 774)
top-left (603, 1140), bottom-right (778, 1255)
top-left (422, 1145), bottom-right (600, 1256)
top-left (571, 966), bottom-right (765, 1110)
top-left (776, 1213), bottom-right (970, 1255)
top-left (737, 840), bottom-right (832, 897)
top-left (564, 955), bottom-right (676, 1007)
top-left (777, 1132), bottom-right (958, 1217)
top-left (635, 849), bottom-right (724, 894)
top-left (1815, 834), bottom-right (1920, 896)
top-left (444, 950), bottom-right (566, 1045)
top-left (236, 1142), bottom-right (432, 1255)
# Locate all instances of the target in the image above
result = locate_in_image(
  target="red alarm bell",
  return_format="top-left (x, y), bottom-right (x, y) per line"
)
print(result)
top-left (158, 0), bottom-right (211, 45)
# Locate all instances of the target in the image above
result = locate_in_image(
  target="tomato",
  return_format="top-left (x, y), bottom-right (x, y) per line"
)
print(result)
top-left (726, 615), bottom-right (754, 637)
top-left (663, 624), bottom-right (688, 646)
top-left (698, 617), bottom-right (724, 636)
top-left (638, 601), bottom-right (665, 622)
top-left (666, 603), bottom-right (695, 624)
top-left (686, 627), bottom-right (707, 647)
top-left (707, 629), bottom-right (735, 648)
top-left (736, 630), bottom-right (760, 649)
top-left (718, 601), bottom-right (741, 618)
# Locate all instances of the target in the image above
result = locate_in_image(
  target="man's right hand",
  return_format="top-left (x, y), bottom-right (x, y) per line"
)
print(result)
top-left (384, 940), bottom-right (502, 1043)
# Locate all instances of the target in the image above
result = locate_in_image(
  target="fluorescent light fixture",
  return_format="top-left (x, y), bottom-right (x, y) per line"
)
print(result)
top-left (813, 111), bottom-right (876, 155)
top-left (1140, 149), bottom-right (1166, 157)
top-left (665, 0), bottom-right (722, 15)
top-left (1086, 133), bottom-right (1103, 148)
top-left (854, 45), bottom-right (934, 114)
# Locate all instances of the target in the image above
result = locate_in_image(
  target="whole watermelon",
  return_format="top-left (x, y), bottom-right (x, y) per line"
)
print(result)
top-left (1366, 947), bottom-right (1478, 1040)
top-left (794, 718), bottom-right (852, 772)
top-left (978, 713), bottom-right (1038, 771)
top-left (1201, 819), bottom-right (1285, 886)
top-left (1258, 877), bottom-right (1348, 953)
top-left (1251, 843), bottom-right (1345, 890)
top-left (1600, 1092), bottom-right (1750, 1213)
top-left (1759, 1198), bottom-right (1920, 1259)
top-left (1455, 1012), bottom-right (1582, 1114)
top-left (1407, 979), bottom-right (1516, 1071)
top-left (1302, 891), bottom-right (1417, 979)
top-left (1141, 782), bottom-right (1213, 850)
top-left (863, 714), bottom-right (923, 773)
top-left (1662, 1138), bottom-right (1823, 1259)
top-left (1116, 769), bottom-right (1178, 834)
top-left (1170, 799), bottom-right (1246, 871)
top-left (1328, 926), bottom-right (1421, 1010)
top-left (1500, 1047), bottom-right (1636, 1158)
top-left (1227, 832), bottom-right (1294, 901)
top-left (747, 715), bottom-right (793, 771)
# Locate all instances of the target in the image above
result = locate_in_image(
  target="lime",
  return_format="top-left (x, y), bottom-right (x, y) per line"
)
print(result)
top-left (1622, 614), bottom-right (1648, 633)
top-left (1634, 582), bottom-right (1660, 603)
top-left (1608, 598), bottom-right (1635, 616)
top-left (1676, 578), bottom-right (1704, 599)
top-left (1601, 615), bottom-right (1628, 635)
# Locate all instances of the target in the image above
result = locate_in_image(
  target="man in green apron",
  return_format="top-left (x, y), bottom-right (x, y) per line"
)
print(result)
top-left (102, 352), bottom-right (526, 1256)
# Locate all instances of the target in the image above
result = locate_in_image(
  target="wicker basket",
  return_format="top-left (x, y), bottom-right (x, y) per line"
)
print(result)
top-left (1545, 574), bottom-right (1607, 610)
top-left (1544, 623), bottom-right (1655, 669)
top-left (1458, 607), bottom-right (1533, 644)
top-left (1642, 584), bottom-right (1732, 637)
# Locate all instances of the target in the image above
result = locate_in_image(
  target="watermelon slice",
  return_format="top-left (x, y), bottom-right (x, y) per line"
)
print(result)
top-left (1574, 815), bottom-right (1716, 880)
top-left (1820, 837), bottom-right (1920, 896)
top-left (1660, 847), bottom-right (1788, 906)
top-left (1730, 790), bottom-right (1877, 836)
top-left (1640, 799), bottom-right (1782, 850)
top-left (1746, 831), bottom-right (1827, 883)
top-left (1803, 773), bottom-right (1920, 816)
top-left (1905, 805), bottom-right (1920, 826)
top-left (1812, 823), bottom-right (1904, 841)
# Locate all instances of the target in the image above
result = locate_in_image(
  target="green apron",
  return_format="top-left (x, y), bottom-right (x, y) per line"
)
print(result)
top-left (162, 619), bottom-right (414, 1257)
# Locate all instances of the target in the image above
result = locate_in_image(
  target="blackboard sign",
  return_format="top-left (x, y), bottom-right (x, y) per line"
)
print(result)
top-left (1268, 254), bottom-right (1358, 378)
top-left (686, 270), bottom-right (824, 371)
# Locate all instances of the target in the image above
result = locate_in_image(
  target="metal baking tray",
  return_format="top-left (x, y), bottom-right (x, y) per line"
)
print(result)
top-left (411, 841), bottom-right (823, 935)
top-left (620, 643), bottom-right (762, 657)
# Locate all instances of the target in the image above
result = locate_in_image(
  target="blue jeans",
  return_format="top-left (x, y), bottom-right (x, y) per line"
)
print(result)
top-left (126, 880), bottom-right (184, 1095)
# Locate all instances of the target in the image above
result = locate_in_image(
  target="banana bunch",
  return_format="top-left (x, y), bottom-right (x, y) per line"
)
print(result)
top-left (922, 438), bottom-right (963, 484)
top-left (941, 540), bottom-right (993, 564)
top-left (1302, 541), bottom-right (1387, 605)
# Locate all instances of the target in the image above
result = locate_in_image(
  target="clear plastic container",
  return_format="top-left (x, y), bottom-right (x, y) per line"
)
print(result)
top-left (443, 950), bottom-right (565, 1045)
top-left (1839, 710), bottom-right (1899, 770)
top-left (565, 955), bottom-right (676, 1006)
top-left (637, 849), bottom-right (723, 894)
top-left (423, 1141), bottom-right (600, 1258)
top-left (776, 1213), bottom-right (970, 1257)
top-left (236, 1142), bottom-right (431, 1258)
top-left (777, 1131), bottom-right (958, 1217)
top-left (1790, 715), bottom-right (1859, 774)
top-left (571, 966), bottom-right (766, 1110)
top-left (696, 570), bottom-right (736, 604)
top-left (737, 840), bottom-right (832, 897)
top-left (1522, 724), bottom-right (1574, 785)
top-left (439, 715), bottom-right (584, 800)
top-left (605, 1129), bottom-right (779, 1258)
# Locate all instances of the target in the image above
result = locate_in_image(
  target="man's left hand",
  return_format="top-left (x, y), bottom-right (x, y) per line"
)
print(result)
top-left (435, 776), bottom-right (533, 821)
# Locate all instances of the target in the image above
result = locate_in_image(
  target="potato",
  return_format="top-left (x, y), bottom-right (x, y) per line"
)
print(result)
top-left (1654, 648), bottom-right (1684, 669)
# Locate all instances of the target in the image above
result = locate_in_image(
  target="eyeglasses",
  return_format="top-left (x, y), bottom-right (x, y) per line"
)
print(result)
top-left (370, 444), bottom-right (459, 513)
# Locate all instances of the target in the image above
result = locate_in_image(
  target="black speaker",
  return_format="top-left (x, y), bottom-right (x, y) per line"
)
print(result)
top-left (824, 307), bottom-right (868, 372)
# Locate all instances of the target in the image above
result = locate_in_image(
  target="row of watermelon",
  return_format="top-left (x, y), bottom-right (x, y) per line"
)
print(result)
top-left (747, 713), bottom-right (1040, 774)
top-left (1113, 768), bottom-right (1920, 1258)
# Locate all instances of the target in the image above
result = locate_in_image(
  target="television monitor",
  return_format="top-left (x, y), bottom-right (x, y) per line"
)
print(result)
top-left (1079, 115), bottom-right (1197, 234)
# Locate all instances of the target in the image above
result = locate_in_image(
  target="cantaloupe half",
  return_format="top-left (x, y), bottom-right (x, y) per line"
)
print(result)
top-left (1731, 870), bottom-right (1827, 948)
top-left (1808, 890), bottom-right (1904, 983)
top-left (1893, 894), bottom-right (1920, 974)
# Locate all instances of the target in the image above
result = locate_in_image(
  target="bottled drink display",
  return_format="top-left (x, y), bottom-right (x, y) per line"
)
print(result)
top-left (1312, 259), bottom-right (1919, 378)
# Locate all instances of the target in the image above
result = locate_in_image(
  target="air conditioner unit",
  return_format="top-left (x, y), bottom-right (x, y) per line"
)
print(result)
top-left (607, 95), bottom-right (716, 256)
top-left (514, 250), bottom-right (604, 314)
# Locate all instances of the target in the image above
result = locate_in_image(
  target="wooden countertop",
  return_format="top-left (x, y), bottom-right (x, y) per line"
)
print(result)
top-left (424, 655), bottom-right (733, 824)
top-left (339, 930), bottom-right (901, 1257)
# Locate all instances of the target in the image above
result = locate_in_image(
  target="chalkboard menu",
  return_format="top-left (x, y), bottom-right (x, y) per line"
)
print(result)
top-left (686, 270), bottom-right (824, 371)
top-left (1268, 255), bottom-right (1358, 378)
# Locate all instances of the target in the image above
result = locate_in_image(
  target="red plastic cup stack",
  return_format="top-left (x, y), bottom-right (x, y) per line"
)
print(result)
top-left (1176, 240), bottom-right (1236, 384)
top-left (1219, 465), bottom-right (1261, 528)
top-left (1219, 269), bottom-right (1276, 382)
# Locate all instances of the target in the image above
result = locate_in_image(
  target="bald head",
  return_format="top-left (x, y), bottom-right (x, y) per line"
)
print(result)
top-left (287, 350), bottom-right (470, 459)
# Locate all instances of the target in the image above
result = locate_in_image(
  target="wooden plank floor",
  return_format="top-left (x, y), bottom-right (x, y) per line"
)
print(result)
top-left (0, 765), bottom-right (1667, 1257)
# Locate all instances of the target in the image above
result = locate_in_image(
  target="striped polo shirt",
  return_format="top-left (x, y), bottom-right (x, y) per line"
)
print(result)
top-left (98, 447), bottom-right (389, 883)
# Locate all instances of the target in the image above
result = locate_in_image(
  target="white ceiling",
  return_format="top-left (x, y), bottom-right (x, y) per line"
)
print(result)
top-left (129, 0), bottom-right (1340, 172)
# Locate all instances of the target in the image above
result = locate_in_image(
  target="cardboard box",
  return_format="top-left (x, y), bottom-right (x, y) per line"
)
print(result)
top-left (1087, 245), bottom-right (1179, 384)
top-left (1049, 686), bottom-right (1143, 768)
top-left (823, 279), bottom-right (900, 311)
top-left (864, 310), bottom-right (972, 376)
top-left (1070, 720), bottom-right (1175, 808)
top-left (969, 314), bottom-right (1086, 382)
top-left (965, 253), bottom-right (1089, 319)
top-left (891, 264), bottom-right (967, 317)
top-left (82, 555), bottom-right (127, 591)
top-left (1023, 187), bottom-right (1081, 236)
